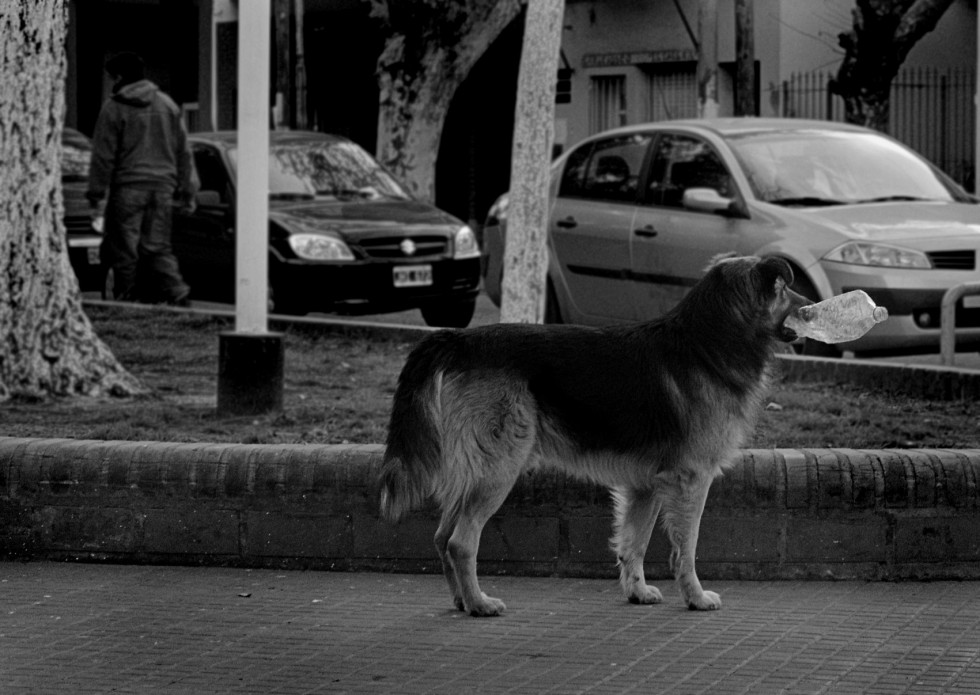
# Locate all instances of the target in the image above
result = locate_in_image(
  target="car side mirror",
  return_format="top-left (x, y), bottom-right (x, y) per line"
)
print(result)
top-left (682, 187), bottom-right (735, 214)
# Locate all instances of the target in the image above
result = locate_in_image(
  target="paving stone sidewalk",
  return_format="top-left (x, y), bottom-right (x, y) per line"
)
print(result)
top-left (1, 562), bottom-right (979, 694)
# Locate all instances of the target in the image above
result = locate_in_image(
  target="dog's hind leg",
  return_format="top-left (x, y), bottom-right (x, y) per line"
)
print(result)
top-left (434, 508), bottom-right (464, 611)
top-left (611, 487), bottom-right (664, 605)
top-left (659, 474), bottom-right (722, 611)
top-left (447, 477), bottom-right (518, 617)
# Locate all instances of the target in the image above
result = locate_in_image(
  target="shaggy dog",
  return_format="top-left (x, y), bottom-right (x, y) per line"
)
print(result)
top-left (379, 254), bottom-right (809, 616)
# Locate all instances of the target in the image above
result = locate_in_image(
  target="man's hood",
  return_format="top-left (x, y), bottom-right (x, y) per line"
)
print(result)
top-left (112, 79), bottom-right (159, 107)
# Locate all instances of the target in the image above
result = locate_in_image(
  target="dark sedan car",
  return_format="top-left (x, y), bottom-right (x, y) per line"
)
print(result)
top-left (176, 131), bottom-right (481, 326)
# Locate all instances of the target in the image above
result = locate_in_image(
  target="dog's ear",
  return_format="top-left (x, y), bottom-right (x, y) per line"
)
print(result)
top-left (755, 257), bottom-right (794, 294)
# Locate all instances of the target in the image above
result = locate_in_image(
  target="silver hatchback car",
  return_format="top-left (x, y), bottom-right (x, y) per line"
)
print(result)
top-left (482, 118), bottom-right (980, 356)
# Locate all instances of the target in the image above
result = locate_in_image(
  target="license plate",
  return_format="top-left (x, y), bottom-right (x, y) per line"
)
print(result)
top-left (964, 294), bottom-right (980, 309)
top-left (86, 247), bottom-right (100, 265)
top-left (393, 264), bottom-right (433, 288)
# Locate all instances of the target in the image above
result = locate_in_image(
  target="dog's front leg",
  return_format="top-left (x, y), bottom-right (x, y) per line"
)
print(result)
top-left (660, 475), bottom-right (721, 611)
top-left (611, 487), bottom-right (664, 605)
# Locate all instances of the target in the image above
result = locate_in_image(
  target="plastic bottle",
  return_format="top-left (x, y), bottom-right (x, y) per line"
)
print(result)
top-left (784, 290), bottom-right (889, 344)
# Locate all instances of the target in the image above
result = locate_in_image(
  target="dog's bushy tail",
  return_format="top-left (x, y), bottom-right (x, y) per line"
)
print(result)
top-left (379, 332), bottom-right (457, 522)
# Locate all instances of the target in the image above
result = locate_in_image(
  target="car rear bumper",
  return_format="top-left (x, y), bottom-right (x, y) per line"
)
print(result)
top-left (273, 256), bottom-right (481, 314)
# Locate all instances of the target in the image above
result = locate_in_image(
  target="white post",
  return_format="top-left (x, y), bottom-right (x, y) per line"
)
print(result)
top-left (217, 0), bottom-right (283, 417)
top-left (235, 0), bottom-right (270, 332)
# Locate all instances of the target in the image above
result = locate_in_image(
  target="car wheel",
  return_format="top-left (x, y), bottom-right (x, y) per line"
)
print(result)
top-left (420, 298), bottom-right (476, 328)
top-left (789, 270), bottom-right (841, 358)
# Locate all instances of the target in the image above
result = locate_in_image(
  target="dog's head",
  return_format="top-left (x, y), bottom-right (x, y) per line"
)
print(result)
top-left (701, 253), bottom-right (811, 343)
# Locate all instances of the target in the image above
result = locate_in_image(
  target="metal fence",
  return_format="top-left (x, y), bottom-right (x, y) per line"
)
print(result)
top-left (781, 67), bottom-right (976, 189)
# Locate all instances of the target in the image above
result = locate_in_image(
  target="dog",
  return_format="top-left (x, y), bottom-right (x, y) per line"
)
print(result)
top-left (379, 254), bottom-right (810, 616)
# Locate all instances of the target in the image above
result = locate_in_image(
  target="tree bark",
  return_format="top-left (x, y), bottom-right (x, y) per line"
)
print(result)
top-left (734, 0), bottom-right (755, 116)
top-left (0, 0), bottom-right (144, 401)
top-left (832, 0), bottom-right (954, 130)
top-left (696, 0), bottom-right (719, 118)
top-left (499, 0), bottom-right (564, 325)
top-left (274, 0), bottom-right (294, 129)
top-left (371, 0), bottom-right (522, 203)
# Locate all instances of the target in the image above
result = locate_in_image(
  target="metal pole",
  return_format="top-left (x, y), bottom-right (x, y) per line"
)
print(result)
top-left (235, 0), bottom-right (270, 333)
top-left (217, 0), bottom-right (284, 417)
top-left (940, 281), bottom-right (980, 366)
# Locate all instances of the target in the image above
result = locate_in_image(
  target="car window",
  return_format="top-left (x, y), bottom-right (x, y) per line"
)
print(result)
top-left (558, 142), bottom-right (593, 198)
top-left (727, 130), bottom-right (959, 204)
top-left (646, 134), bottom-right (734, 208)
top-left (61, 129), bottom-right (92, 182)
top-left (193, 146), bottom-right (230, 203)
top-left (576, 134), bottom-right (652, 203)
top-left (228, 140), bottom-right (412, 200)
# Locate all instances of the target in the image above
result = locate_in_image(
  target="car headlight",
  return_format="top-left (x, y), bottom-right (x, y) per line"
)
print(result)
top-left (288, 233), bottom-right (354, 261)
top-left (824, 242), bottom-right (931, 269)
top-left (453, 225), bottom-right (481, 259)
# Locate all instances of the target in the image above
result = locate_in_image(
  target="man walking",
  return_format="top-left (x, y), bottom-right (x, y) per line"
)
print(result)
top-left (87, 52), bottom-right (197, 305)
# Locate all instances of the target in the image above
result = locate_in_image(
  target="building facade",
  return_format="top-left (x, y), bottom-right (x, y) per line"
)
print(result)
top-left (65, 0), bottom-right (978, 224)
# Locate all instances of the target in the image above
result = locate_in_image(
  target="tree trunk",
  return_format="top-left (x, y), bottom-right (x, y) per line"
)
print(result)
top-left (696, 0), bottom-right (719, 118)
top-left (832, 0), bottom-right (954, 131)
top-left (274, 0), bottom-right (294, 129)
top-left (734, 0), bottom-right (755, 116)
top-left (499, 0), bottom-right (564, 325)
top-left (373, 0), bottom-right (522, 203)
top-left (0, 0), bottom-right (144, 401)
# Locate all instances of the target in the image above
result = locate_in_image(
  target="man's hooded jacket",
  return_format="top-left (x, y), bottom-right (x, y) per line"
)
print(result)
top-left (86, 79), bottom-right (198, 205)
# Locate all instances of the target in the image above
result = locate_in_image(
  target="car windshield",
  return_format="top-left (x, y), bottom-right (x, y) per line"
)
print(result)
top-left (228, 140), bottom-right (411, 200)
top-left (727, 129), bottom-right (959, 206)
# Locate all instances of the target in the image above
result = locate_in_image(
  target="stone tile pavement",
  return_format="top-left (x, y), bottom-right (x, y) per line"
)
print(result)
top-left (1, 562), bottom-right (979, 694)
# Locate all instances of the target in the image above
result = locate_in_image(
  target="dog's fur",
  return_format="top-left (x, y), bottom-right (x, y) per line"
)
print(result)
top-left (379, 255), bottom-right (809, 616)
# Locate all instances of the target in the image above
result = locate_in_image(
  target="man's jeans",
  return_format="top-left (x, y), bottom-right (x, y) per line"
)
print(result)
top-left (101, 187), bottom-right (190, 303)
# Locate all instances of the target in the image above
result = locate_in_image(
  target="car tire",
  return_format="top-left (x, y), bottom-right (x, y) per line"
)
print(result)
top-left (420, 298), bottom-right (476, 328)
top-left (789, 270), bottom-right (841, 358)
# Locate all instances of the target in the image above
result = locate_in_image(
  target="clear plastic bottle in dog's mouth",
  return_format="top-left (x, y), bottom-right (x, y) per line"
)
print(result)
top-left (784, 289), bottom-right (889, 344)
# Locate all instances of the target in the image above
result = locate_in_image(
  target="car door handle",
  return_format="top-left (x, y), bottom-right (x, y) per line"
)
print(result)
top-left (555, 217), bottom-right (578, 229)
top-left (634, 225), bottom-right (658, 238)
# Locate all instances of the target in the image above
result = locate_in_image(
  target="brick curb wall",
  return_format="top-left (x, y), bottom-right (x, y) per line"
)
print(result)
top-left (2, 437), bottom-right (978, 580)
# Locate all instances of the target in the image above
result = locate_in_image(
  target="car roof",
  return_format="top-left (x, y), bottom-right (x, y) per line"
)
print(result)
top-left (188, 130), bottom-right (353, 148)
top-left (593, 117), bottom-right (874, 139)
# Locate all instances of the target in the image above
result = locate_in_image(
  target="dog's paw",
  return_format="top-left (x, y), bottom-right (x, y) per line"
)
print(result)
top-left (466, 593), bottom-right (506, 617)
top-left (627, 584), bottom-right (663, 605)
top-left (686, 590), bottom-right (722, 611)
